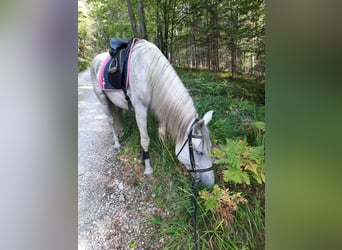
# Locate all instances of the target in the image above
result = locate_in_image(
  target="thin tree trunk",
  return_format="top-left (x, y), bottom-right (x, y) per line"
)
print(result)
top-left (206, 0), bottom-right (211, 69)
top-left (229, 1), bottom-right (237, 79)
top-left (126, 0), bottom-right (138, 36)
top-left (213, 0), bottom-right (219, 71)
top-left (163, 1), bottom-right (169, 59)
top-left (137, 0), bottom-right (148, 40)
top-left (156, 0), bottom-right (164, 52)
top-left (169, 3), bottom-right (176, 64)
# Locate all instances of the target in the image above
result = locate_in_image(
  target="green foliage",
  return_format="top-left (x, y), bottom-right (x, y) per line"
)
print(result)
top-left (213, 138), bottom-right (265, 185)
top-left (200, 185), bottom-right (221, 212)
top-left (78, 57), bottom-right (92, 72)
top-left (87, 0), bottom-right (133, 52)
top-left (127, 240), bottom-right (137, 248)
top-left (200, 185), bottom-right (247, 226)
top-left (177, 67), bottom-right (265, 144)
top-left (249, 121), bottom-right (265, 146)
top-left (80, 0), bottom-right (265, 76)
top-left (78, 1), bottom-right (94, 72)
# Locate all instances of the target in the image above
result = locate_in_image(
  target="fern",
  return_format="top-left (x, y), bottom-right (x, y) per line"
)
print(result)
top-left (212, 138), bottom-right (265, 185)
top-left (199, 185), bottom-right (248, 228)
top-left (223, 166), bottom-right (250, 184)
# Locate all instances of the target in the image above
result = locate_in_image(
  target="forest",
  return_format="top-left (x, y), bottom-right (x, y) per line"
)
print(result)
top-left (78, 0), bottom-right (264, 80)
top-left (79, 0), bottom-right (265, 248)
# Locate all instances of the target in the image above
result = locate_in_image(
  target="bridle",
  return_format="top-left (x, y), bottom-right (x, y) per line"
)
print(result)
top-left (176, 119), bottom-right (214, 250)
top-left (176, 119), bottom-right (214, 174)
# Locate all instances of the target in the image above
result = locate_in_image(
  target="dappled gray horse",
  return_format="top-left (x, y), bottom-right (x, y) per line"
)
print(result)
top-left (90, 39), bottom-right (214, 186)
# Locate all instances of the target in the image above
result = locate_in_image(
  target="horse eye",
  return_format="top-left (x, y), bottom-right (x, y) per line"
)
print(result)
top-left (198, 151), bottom-right (204, 156)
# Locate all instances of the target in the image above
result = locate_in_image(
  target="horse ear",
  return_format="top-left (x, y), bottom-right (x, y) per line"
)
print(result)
top-left (202, 110), bottom-right (213, 126)
top-left (194, 120), bottom-right (205, 131)
top-left (193, 110), bottom-right (213, 131)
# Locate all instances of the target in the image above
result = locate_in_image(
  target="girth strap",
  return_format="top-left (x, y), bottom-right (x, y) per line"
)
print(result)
top-left (122, 87), bottom-right (133, 112)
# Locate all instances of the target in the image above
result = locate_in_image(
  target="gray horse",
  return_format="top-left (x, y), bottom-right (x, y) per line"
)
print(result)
top-left (90, 39), bottom-right (214, 186)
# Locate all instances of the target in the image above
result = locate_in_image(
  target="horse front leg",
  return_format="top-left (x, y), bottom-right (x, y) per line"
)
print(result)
top-left (134, 106), bottom-right (153, 176)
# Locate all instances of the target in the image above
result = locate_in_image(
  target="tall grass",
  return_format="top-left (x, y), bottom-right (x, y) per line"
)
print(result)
top-left (118, 68), bottom-right (265, 249)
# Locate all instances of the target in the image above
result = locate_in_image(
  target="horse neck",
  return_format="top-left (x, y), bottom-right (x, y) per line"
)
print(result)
top-left (165, 96), bottom-right (197, 145)
top-left (175, 116), bottom-right (198, 149)
top-left (144, 48), bottom-right (197, 144)
top-left (178, 111), bottom-right (198, 139)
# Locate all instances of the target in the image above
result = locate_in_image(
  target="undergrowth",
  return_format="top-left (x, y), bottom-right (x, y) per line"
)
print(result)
top-left (117, 68), bottom-right (265, 249)
top-left (78, 57), bottom-right (92, 72)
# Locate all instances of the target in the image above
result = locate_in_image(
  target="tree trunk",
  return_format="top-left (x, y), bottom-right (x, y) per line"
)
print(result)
top-left (229, 0), bottom-right (237, 79)
top-left (206, 0), bottom-right (211, 69)
top-left (169, 3), bottom-right (176, 64)
top-left (126, 0), bottom-right (138, 36)
top-left (137, 0), bottom-right (148, 40)
top-left (156, 0), bottom-right (164, 53)
top-left (229, 33), bottom-right (237, 79)
top-left (212, 0), bottom-right (219, 71)
top-left (163, 1), bottom-right (169, 59)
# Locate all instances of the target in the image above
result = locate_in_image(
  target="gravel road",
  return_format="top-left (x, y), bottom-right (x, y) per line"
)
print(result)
top-left (78, 69), bottom-right (159, 250)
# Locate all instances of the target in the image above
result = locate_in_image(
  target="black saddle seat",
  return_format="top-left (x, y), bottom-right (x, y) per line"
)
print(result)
top-left (109, 38), bottom-right (129, 56)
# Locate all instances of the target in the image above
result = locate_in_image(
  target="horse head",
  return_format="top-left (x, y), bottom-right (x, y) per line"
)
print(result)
top-left (176, 110), bottom-right (214, 187)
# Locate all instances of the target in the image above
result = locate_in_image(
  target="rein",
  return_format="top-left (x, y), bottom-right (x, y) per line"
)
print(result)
top-left (176, 119), bottom-right (214, 250)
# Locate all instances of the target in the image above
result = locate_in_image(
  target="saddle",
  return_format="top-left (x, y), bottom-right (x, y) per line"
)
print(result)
top-left (110, 38), bottom-right (128, 54)
top-left (102, 37), bottom-right (140, 111)
top-left (104, 38), bottom-right (131, 90)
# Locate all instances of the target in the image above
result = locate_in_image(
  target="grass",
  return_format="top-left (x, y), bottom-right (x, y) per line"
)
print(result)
top-left (78, 57), bottom-right (92, 72)
top-left (118, 67), bottom-right (265, 249)
top-left (177, 67), bottom-right (265, 146)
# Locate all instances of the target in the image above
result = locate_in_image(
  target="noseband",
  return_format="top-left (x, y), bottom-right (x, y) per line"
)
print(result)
top-left (176, 119), bottom-right (214, 174)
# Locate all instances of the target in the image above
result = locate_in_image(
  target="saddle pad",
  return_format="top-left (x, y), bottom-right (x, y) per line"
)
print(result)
top-left (98, 55), bottom-right (125, 91)
top-left (104, 53), bottom-right (127, 90)
top-left (98, 55), bottom-right (115, 91)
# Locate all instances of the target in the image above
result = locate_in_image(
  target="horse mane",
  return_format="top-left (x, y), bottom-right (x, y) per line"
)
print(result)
top-left (133, 40), bottom-right (198, 144)
top-left (194, 123), bottom-right (212, 156)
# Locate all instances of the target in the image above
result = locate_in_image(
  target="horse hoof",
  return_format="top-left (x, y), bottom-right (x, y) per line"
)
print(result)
top-left (144, 168), bottom-right (153, 176)
top-left (145, 173), bottom-right (153, 180)
top-left (113, 144), bottom-right (121, 151)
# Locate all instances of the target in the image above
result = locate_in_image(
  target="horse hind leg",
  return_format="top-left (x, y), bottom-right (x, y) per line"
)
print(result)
top-left (96, 93), bottom-right (121, 150)
top-left (109, 102), bottom-right (122, 136)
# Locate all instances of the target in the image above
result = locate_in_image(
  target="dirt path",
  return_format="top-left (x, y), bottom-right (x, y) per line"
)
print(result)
top-left (78, 69), bottom-right (158, 250)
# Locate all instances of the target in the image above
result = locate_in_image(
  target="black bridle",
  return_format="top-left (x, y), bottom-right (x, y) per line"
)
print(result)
top-left (176, 119), bottom-right (214, 250)
top-left (176, 119), bottom-right (214, 174)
